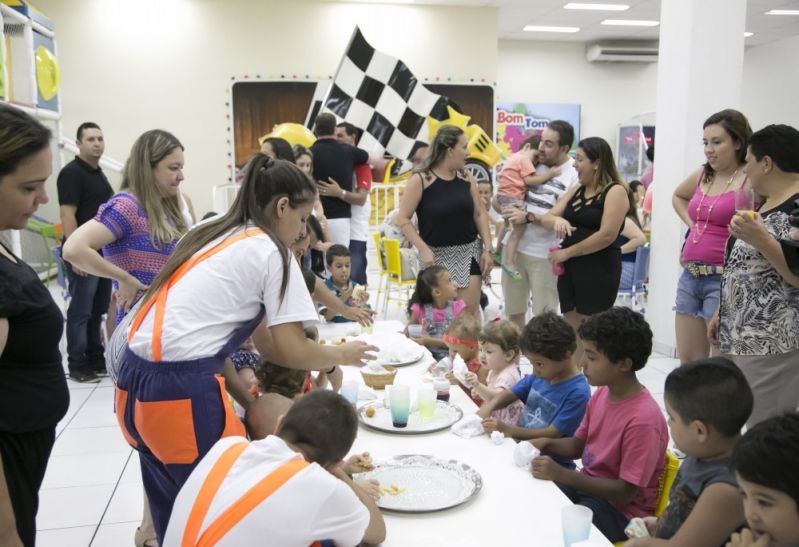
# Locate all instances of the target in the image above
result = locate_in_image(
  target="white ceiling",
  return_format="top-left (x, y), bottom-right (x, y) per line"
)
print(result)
top-left (339, 0), bottom-right (799, 48)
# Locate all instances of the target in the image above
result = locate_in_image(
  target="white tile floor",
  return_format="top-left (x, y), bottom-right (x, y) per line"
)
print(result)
top-left (38, 257), bottom-right (679, 546)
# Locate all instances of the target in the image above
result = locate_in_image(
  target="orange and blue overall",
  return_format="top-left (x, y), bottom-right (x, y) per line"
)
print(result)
top-left (114, 230), bottom-right (264, 543)
top-left (178, 441), bottom-right (332, 546)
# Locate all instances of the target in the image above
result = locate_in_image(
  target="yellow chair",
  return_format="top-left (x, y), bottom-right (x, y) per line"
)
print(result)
top-left (382, 237), bottom-right (416, 316)
top-left (372, 231), bottom-right (388, 311)
top-left (614, 451), bottom-right (681, 546)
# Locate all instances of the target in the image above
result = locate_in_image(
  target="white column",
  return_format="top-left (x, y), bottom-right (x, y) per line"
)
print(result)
top-left (646, 0), bottom-right (747, 357)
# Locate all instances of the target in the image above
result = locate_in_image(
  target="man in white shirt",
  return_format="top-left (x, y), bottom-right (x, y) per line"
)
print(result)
top-left (499, 121), bottom-right (579, 328)
top-left (163, 391), bottom-right (386, 547)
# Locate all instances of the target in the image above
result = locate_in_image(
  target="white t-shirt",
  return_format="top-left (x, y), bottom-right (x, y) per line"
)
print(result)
top-left (163, 436), bottom-right (369, 547)
top-left (516, 157), bottom-right (579, 259)
top-left (349, 193), bottom-right (371, 242)
top-left (128, 228), bottom-right (318, 361)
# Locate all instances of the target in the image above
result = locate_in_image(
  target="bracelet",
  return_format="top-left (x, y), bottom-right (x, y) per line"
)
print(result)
top-left (341, 190), bottom-right (347, 198)
top-left (325, 366), bottom-right (337, 374)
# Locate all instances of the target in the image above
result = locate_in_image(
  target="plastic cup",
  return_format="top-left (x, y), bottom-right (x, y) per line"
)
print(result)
top-left (417, 387), bottom-right (436, 420)
top-left (735, 186), bottom-right (755, 216)
top-left (340, 380), bottom-right (359, 405)
top-left (561, 505), bottom-right (593, 546)
top-left (407, 324), bottom-right (423, 338)
top-left (389, 384), bottom-right (410, 428)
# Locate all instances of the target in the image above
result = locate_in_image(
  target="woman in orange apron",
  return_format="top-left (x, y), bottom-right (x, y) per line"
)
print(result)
top-left (114, 156), bottom-right (376, 543)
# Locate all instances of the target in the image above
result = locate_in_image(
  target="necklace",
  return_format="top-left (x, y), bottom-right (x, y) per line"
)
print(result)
top-left (692, 169), bottom-right (738, 244)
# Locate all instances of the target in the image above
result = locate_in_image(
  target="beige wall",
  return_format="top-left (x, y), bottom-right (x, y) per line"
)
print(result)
top-left (497, 39), bottom-right (659, 144)
top-left (35, 0), bottom-right (499, 217)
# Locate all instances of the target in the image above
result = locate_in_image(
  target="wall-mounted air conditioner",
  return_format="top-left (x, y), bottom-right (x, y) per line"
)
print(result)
top-left (586, 42), bottom-right (659, 63)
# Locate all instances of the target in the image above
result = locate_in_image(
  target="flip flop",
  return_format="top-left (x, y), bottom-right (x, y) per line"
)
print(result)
top-left (500, 263), bottom-right (523, 281)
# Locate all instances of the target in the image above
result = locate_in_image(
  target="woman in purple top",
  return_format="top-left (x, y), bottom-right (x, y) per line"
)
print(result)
top-left (671, 110), bottom-right (751, 364)
top-left (63, 130), bottom-right (191, 324)
top-left (62, 129), bottom-right (191, 547)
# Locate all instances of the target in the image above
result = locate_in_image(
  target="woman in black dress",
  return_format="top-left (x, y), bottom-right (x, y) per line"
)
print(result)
top-left (0, 104), bottom-right (69, 546)
top-left (535, 137), bottom-right (628, 359)
top-left (396, 125), bottom-right (494, 314)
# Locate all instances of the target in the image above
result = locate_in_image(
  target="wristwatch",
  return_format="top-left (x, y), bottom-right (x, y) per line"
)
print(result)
top-left (341, 189), bottom-right (347, 198)
top-left (526, 212), bottom-right (535, 223)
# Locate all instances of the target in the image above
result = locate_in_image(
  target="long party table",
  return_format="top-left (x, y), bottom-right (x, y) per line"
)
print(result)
top-left (318, 321), bottom-right (612, 547)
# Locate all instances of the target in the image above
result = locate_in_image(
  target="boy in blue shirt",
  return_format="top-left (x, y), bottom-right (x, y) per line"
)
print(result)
top-left (322, 244), bottom-right (369, 323)
top-left (477, 312), bottom-right (590, 467)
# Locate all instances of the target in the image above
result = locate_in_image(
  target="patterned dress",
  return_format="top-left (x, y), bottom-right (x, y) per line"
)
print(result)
top-left (718, 194), bottom-right (799, 355)
top-left (95, 192), bottom-right (182, 325)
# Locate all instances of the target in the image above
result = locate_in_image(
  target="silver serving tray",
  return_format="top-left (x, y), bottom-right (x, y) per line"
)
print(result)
top-left (361, 454), bottom-right (482, 513)
top-left (358, 400), bottom-right (463, 434)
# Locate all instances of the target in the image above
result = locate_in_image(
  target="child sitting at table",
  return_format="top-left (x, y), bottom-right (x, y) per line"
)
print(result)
top-left (726, 413), bottom-right (799, 547)
top-left (407, 265), bottom-right (466, 360)
top-left (464, 320), bottom-right (524, 426)
top-left (441, 312), bottom-right (487, 404)
top-left (476, 313), bottom-right (590, 465)
top-left (322, 244), bottom-right (369, 323)
top-left (625, 357), bottom-right (752, 547)
top-left (165, 391), bottom-right (386, 547)
top-left (530, 307), bottom-right (668, 544)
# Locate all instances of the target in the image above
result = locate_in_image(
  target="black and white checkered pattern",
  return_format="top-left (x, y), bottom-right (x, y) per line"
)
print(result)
top-left (321, 27), bottom-right (453, 160)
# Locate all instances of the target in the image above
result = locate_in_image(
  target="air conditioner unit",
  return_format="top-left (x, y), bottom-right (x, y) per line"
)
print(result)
top-left (586, 42), bottom-right (659, 63)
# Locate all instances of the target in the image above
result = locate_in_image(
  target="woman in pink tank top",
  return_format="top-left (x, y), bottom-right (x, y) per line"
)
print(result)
top-left (671, 109), bottom-right (752, 364)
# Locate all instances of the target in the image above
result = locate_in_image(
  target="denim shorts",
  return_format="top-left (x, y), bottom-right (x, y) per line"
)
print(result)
top-left (673, 269), bottom-right (721, 321)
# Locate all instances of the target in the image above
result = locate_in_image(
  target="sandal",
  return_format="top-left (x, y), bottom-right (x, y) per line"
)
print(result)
top-left (500, 263), bottom-right (523, 281)
top-left (134, 527), bottom-right (159, 547)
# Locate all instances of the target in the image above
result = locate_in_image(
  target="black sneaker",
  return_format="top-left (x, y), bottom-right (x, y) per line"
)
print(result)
top-left (91, 363), bottom-right (108, 376)
top-left (69, 369), bottom-right (101, 383)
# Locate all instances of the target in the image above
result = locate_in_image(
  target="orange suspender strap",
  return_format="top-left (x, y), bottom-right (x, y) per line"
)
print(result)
top-left (181, 442), bottom-right (310, 547)
top-left (181, 441), bottom-right (248, 547)
top-left (128, 228), bottom-right (264, 361)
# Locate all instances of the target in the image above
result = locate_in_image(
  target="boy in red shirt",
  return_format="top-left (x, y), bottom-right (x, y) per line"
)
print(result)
top-left (531, 307), bottom-right (667, 543)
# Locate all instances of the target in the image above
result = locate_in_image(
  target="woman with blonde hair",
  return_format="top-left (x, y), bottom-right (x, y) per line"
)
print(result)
top-left (64, 129), bottom-right (194, 546)
top-left (396, 125), bottom-right (494, 314)
top-left (64, 129), bottom-right (193, 323)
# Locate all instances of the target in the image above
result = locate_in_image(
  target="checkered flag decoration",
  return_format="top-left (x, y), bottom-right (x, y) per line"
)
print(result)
top-left (320, 27), bottom-right (455, 160)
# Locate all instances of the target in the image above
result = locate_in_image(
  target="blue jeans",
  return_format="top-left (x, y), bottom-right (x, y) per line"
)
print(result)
top-left (349, 239), bottom-right (368, 286)
top-left (66, 265), bottom-right (111, 372)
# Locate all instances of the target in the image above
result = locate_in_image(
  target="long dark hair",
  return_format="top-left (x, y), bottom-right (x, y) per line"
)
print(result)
top-left (702, 109), bottom-right (752, 180)
top-left (407, 265), bottom-right (447, 314)
top-left (0, 104), bottom-right (51, 178)
top-left (578, 137), bottom-right (624, 193)
top-left (142, 155), bottom-right (316, 304)
top-left (262, 137), bottom-right (296, 162)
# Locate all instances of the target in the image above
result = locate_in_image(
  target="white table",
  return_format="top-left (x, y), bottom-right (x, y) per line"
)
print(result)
top-left (318, 321), bottom-right (612, 547)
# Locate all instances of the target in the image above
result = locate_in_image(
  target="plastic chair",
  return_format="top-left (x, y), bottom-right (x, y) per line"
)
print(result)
top-left (382, 237), bottom-right (416, 316)
top-left (372, 231), bottom-right (388, 311)
top-left (613, 451), bottom-right (680, 546)
top-left (617, 245), bottom-right (650, 313)
top-left (25, 216), bottom-right (63, 276)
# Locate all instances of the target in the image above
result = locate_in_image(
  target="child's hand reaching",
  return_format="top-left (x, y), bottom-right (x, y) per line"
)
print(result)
top-left (531, 455), bottom-right (564, 482)
top-left (463, 371), bottom-right (478, 388)
top-left (344, 452), bottom-right (375, 474)
top-left (481, 417), bottom-right (507, 435)
top-left (547, 166), bottom-right (562, 179)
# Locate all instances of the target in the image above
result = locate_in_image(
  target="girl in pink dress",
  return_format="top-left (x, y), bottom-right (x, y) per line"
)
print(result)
top-left (465, 320), bottom-right (524, 426)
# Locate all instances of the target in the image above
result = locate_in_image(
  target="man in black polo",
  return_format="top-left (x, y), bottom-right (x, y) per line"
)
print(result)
top-left (311, 113), bottom-right (369, 247)
top-left (58, 122), bottom-right (113, 383)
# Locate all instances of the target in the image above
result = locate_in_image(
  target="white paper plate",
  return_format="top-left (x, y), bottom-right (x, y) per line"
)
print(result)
top-left (358, 400), bottom-right (463, 434)
top-left (361, 454), bottom-right (482, 513)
